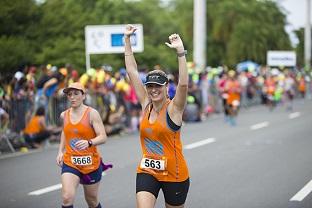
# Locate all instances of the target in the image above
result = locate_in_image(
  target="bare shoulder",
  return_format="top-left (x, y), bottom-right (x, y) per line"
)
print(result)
top-left (60, 111), bottom-right (66, 119)
top-left (89, 108), bottom-right (101, 119)
top-left (39, 115), bottom-right (46, 123)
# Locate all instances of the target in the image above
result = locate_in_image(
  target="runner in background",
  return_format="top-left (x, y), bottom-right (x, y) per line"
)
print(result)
top-left (217, 72), bottom-right (229, 122)
top-left (224, 70), bottom-right (241, 126)
top-left (297, 75), bottom-right (306, 99)
top-left (263, 74), bottom-right (276, 111)
top-left (56, 82), bottom-right (112, 208)
top-left (284, 73), bottom-right (295, 111)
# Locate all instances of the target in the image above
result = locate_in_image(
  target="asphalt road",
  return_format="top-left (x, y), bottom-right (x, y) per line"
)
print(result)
top-left (0, 99), bottom-right (311, 208)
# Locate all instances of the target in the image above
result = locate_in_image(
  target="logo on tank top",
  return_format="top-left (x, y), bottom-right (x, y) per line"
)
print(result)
top-left (73, 128), bottom-right (78, 134)
top-left (144, 138), bottom-right (163, 155)
top-left (70, 138), bottom-right (86, 151)
top-left (144, 128), bottom-right (153, 135)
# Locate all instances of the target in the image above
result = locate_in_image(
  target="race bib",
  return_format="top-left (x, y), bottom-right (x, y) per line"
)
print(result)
top-left (71, 155), bottom-right (92, 166)
top-left (232, 100), bottom-right (240, 106)
top-left (140, 157), bottom-right (166, 171)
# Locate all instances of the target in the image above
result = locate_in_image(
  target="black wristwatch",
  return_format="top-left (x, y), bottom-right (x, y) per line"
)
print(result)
top-left (177, 50), bottom-right (187, 57)
top-left (88, 140), bottom-right (93, 147)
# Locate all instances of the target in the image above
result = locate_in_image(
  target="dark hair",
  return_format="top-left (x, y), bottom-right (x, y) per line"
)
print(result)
top-left (35, 106), bottom-right (45, 116)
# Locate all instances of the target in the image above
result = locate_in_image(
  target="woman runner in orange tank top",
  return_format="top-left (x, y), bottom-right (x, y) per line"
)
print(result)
top-left (56, 82), bottom-right (109, 208)
top-left (224, 70), bottom-right (241, 126)
top-left (125, 25), bottom-right (190, 208)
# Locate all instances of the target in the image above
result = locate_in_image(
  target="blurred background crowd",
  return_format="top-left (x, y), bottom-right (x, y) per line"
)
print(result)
top-left (0, 0), bottom-right (311, 152)
top-left (0, 61), bottom-right (310, 151)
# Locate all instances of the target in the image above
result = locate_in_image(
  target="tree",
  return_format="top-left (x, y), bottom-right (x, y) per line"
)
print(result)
top-left (294, 28), bottom-right (304, 68)
top-left (0, 0), bottom-right (39, 74)
top-left (207, 0), bottom-right (292, 66)
top-left (0, 0), bottom-right (294, 75)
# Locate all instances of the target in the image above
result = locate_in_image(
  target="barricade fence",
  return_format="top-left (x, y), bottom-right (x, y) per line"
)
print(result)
top-left (2, 93), bottom-right (127, 134)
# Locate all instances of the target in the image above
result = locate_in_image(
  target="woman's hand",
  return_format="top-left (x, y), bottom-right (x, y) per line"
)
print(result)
top-left (75, 140), bottom-right (89, 150)
top-left (56, 152), bottom-right (64, 167)
top-left (165, 33), bottom-right (184, 53)
top-left (124, 24), bottom-right (137, 37)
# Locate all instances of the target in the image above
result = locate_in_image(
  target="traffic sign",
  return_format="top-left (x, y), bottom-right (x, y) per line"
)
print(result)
top-left (267, 51), bottom-right (296, 67)
top-left (85, 24), bottom-right (144, 54)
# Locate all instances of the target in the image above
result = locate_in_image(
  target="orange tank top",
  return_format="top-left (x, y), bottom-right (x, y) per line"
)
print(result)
top-left (299, 79), bottom-right (305, 91)
top-left (226, 80), bottom-right (241, 105)
top-left (265, 79), bottom-right (275, 95)
top-left (137, 100), bottom-right (189, 182)
top-left (63, 107), bottom-right (101, 174)
top-left (24, 116), bottom-right (44, 135)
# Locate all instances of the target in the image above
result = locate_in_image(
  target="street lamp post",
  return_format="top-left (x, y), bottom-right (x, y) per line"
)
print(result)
top-left (193, 0), bottom-right (207, 71)
top-left (305, 0), bottom-right (311, 71)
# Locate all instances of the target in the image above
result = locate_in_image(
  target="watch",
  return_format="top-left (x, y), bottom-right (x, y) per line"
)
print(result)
top-left (177, 50), bottom-right (187, 57)
top-left (88, 140), bottom-right (93, 147)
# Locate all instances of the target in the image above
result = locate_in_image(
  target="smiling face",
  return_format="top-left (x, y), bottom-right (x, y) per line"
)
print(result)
top-left (66, 89), bottom-right (85, 108)
top-left (146, 83), bottom-right (168, 102)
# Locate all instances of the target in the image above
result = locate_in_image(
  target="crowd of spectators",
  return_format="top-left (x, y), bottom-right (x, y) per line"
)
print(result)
top-left (0, 62), bottom-right (310, 150)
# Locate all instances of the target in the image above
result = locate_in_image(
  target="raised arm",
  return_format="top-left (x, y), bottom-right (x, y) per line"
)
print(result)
top-left (166, 34), bottom-right (188, 122)
top-left (124, 24), bottom-right (149, 108)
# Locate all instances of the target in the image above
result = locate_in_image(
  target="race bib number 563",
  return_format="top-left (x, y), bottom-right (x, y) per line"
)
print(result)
top-left (71, 156), bottom-right (92, 165)
top-left (140, 158), bottom-right (165, 171)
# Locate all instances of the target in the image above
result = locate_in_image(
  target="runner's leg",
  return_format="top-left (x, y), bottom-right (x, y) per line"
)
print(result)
top-left (162, 179), bottom-right (189, 208)
top-left (137, 191), bottom-right (157, 208)
top-left (83, 182), bottom-right (101, 208)
top-left (136, 173), bottom-right (160, 208)
top-left (61, 173), bottom-right (80, 207)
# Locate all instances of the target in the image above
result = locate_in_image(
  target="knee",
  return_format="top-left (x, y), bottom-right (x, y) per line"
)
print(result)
top-left (85, 195), bottom-right (98, 208)
top-left (62, 192), bottom-right (75, 206)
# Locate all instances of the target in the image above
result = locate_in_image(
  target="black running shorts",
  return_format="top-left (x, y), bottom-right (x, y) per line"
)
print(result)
top-left (136, 173), bottom-right (190, 206)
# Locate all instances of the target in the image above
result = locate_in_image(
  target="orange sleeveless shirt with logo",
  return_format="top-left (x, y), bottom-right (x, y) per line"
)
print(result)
top-left (226, 80), bottom-right (241, 105)
top-left (63, 107), bottom-right (101, 174)
top-left (137, 100), bottom-right (189, 182)
top-left (24, 116), bottom-right (44, 135)
top-left (298, 78), bottom-right (306, 92)
top-left (265, 79), bottom-right (275, 95)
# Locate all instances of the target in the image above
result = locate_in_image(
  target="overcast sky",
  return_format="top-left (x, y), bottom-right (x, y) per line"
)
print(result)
top-left (277, 0), bottom-right (309, 28)
top-left (277, 0), bottom-right (311, 45)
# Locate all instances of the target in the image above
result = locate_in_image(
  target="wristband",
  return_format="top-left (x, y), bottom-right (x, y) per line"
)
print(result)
top-left (177, 50), bottom-right (187, 57)
top-left (88, 140), bottom-right (93, 147)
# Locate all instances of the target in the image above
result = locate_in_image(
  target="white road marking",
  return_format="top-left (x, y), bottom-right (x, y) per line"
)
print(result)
top-left (184, 138), bottom-right (216, 150)
top-left (289, 112), bottom-right (300, 119)
top-left (250, 122), bottom-right (269, 130)
top-left (290, 179), bottom-right (312, 201)
top-left (28, 172), bottom-right (107, 196)
top-left (28, 184), bottom-right (62, 196)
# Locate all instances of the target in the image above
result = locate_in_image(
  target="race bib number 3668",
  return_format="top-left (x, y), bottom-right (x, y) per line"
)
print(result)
top-left (140, 158), bottom-right (165, 171)
top-left (71, 156), bottom-right (92, 166)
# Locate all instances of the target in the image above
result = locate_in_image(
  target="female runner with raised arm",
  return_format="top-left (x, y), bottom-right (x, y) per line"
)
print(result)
top-left (124, 25), bottom-right (190, 208)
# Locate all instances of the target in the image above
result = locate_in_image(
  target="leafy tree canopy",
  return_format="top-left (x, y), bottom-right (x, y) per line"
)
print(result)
top-left (0, 0), bottom-right (294, 75)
